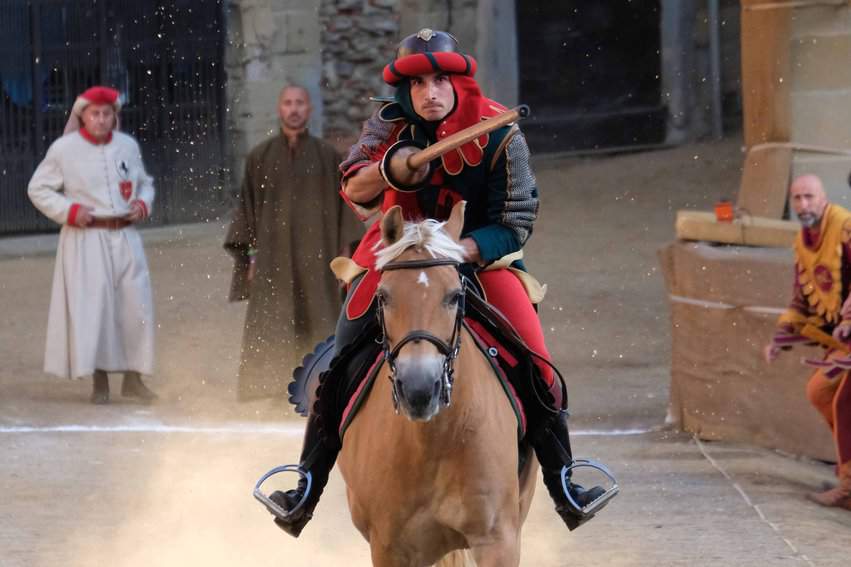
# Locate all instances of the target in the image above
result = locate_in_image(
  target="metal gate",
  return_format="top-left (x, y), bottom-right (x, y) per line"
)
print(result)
top-left (517, 1), bottom-right (665, 153)
top-left (0, 0), bottom-right (226, 233)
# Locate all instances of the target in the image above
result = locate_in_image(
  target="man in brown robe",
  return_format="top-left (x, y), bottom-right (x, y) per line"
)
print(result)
top-left (224, 85), bottom-right (361, 400)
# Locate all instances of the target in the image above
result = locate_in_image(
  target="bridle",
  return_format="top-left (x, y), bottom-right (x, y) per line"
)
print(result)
top-left (376, 257), bottom-right (466, 412)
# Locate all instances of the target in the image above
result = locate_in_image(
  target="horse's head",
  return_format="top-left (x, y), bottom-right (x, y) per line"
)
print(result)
top-left (375, 201), bottom-right (467, 422)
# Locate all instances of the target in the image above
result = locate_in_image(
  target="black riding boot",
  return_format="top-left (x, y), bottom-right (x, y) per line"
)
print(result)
top-left (267, 413), bottom-right (339, 538)
top-left (534, 410), bottom-right (612, 531)
top-left (262, 275), bottom-right (375, 537)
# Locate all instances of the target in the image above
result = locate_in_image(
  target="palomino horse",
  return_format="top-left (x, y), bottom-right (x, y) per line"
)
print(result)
top-left (337, 201), bottom-right (538, 567)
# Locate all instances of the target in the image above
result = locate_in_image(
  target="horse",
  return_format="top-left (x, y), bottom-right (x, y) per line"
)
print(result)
top-left (336, 201), bottom-right (538, 567)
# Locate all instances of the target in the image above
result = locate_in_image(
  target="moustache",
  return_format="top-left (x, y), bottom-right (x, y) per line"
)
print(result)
top-left (798, 212), bottom-right (819, 227)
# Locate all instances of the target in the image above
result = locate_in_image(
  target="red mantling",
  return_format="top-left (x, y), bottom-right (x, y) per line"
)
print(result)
top-left (79, 127), bottom-right (113, 145)
top-left (438, 75), bottom-right (507, 175)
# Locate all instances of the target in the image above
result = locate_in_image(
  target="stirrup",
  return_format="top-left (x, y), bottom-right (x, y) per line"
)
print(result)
top-left (253, 464), bottom-right (313, 521)
top-left (560, 459), bottom-right (619, 517)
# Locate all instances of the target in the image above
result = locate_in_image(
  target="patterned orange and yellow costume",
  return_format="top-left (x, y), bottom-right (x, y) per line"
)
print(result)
top-left (773, 204), bottom-right (851, 504)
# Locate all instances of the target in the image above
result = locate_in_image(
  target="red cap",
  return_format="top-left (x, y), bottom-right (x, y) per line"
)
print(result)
top-left (79, 86), bottom-right (120, 106)
top-left (71, 86), bottom-right (122, 117)
top-left (64, 86), bottom-right (122, 135)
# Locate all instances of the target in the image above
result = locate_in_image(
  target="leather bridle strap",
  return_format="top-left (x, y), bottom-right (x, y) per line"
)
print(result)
top-left (381, 258), bottom-right (461, 271)
top-left (376, 255), bottom-right (465, 410)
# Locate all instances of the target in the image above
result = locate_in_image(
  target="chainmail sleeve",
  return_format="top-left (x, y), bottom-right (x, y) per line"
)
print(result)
top-left (467, 130), bottom-right (540, 264)
top-left (498, 131), bottom-right (539, 246)
top-left (340, 105), bottom-right (398, 177)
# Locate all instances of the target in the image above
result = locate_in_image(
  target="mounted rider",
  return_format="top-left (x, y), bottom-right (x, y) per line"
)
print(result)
top-left (264, 28), bottom-right (617, 537)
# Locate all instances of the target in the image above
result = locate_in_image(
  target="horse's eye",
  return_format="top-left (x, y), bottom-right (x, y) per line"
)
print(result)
top-left (376, 289), bottom-right (389, 305)
top-left (444, 290), bottom-right (463, 308)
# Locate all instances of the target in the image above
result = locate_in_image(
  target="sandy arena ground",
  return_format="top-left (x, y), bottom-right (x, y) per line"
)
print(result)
top-left (2, 137), bottom-right (850, 566)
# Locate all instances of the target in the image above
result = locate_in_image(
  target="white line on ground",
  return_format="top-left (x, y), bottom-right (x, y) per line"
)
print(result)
top-left (668, 294), bottom-right (785, 315)
top-left (0, 424), bottom-right (656, 436)
top-left (693, 435), bottom-right (817, 567)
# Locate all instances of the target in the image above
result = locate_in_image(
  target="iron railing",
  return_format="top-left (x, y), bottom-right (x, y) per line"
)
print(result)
top-left (0, 0), bottom-right (227, 233)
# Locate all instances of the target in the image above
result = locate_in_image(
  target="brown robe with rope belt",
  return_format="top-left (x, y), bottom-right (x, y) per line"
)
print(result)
top-left (224, 131), bottom-right (362, 400)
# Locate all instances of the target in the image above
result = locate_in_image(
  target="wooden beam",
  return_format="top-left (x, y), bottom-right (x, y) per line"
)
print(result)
top-left (741, 0), bottom-right (793, 147)
top-left (676, 210), bottom-right (799, 247)
top-left (737, 145), bottom-right (792, 219)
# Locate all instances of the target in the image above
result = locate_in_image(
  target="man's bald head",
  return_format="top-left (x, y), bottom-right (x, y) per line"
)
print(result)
top-left (790, 174), bottom-right (828, 228)
top-left (278, 85), bottom-right (311, 133)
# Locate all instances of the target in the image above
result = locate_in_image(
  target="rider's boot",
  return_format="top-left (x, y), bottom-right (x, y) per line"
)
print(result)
top-left (533, 410), bottom-right (612, 530)
top-left (267, 412), bottom-right (339, 537)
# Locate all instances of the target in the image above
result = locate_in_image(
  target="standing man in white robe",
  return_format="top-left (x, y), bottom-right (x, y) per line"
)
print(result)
top-left (28, 85), bottom-right (158, 404)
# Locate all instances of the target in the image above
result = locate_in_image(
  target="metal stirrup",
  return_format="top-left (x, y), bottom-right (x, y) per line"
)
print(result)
top-left (560, 459), bottom-right (619, 517)
top-left (253, 464), bottom-right (313, 521)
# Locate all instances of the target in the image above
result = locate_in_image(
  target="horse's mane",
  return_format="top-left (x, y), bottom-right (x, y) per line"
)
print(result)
top-left (374, 218), bottom-right (466, 270)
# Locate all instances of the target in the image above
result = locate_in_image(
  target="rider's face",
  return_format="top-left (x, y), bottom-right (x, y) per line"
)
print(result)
top-left (410, 73), bottom-right (455, 122)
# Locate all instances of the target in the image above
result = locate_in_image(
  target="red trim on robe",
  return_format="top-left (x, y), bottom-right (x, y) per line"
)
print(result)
top-left (79, 127), bottom-right (113, 145)
top-left (132, 199), bottom-right (148, 219)
top-left (67, 203), bottom-right (81, 226)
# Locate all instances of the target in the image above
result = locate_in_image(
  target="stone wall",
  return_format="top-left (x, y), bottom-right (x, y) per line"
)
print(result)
top-left (224, 0), bottom-right (738, 184)
top-left (224, 0), bottom-right (324, 189)
top-left (788, 3), bottom-right (851, 205)
top-left (318, 0), bottom-right (489, 147)
top-left (319, 0), bottom-right (399, 147)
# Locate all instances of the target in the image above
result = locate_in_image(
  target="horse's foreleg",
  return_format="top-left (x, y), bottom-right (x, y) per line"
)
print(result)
top-left (470, 537), bottom-right (520, 567)
top-left (369, 544), bottom-right (414, 567)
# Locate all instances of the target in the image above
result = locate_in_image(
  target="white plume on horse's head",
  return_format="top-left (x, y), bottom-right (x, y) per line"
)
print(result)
top-left (374, 217), bottom-right (466, 270)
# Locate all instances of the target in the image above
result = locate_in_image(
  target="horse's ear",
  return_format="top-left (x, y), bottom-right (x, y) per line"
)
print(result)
top-left (381, 206), bottom-right (404, 246)
top-left (444, 200), bottom-right (466, 242)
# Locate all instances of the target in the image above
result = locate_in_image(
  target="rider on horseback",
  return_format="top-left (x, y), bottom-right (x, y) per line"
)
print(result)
top-left (266, 28), bottom-right (616, 537)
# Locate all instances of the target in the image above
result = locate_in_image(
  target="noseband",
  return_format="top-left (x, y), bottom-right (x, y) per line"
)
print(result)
top-left (377, 257), bottom-right (465, 412)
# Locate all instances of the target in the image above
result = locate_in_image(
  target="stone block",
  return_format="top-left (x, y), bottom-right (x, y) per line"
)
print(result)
top-left (790, 3), bottom-right (851, 40)
top-left (273, 11), bottom-right (318, 54)
top-left (270, 0), bottom-right (318, 14)
top-left (338, 0), bottom-right (363, 10)
top-left (359, 14), bottom-right (399, 33)
top-left (332, 16), bottom-right (355, 32)
top-left (335, 61), bottom-right (354, 78)
top-left (790, 33), bottom-right (851, 92)
top-left (790, 90), bottom-right (851, 148)
top-left (241, 3), bottom-right (276, 48)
